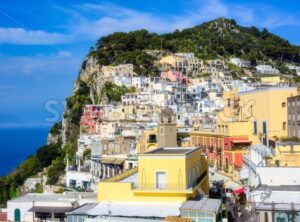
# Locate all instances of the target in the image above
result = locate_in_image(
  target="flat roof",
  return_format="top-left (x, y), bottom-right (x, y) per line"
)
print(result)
top-left (141, 147), bottom-right (199, 156)
top-left (88, 202), bottom-right (182, 217)
top-left (238, 86), bottom-right (297, 95)
top-left (67, 203), bottom-right (98, 215)
top-left (8, 192), bottom-right (97, 203)
top-left (180, 198), bottom-right (221, 213)
top-left (29, 206), bottom-right (73, 213)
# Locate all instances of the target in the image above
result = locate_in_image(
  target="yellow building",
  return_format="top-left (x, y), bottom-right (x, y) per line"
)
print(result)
top-left (137, 108), bottom-right (178, 153)
top-left (98, 147), bottom-right (209, 203)
top-left (136, 127), bottom-right (158, 153)
top-left (159, 53), bottom-right (201, 76)
top-left (260, 76), bottom-right (289, 84)
top-left (238, 87), bottom-right (298, 139)
top-left (218, 87), bottom-right (299, 140)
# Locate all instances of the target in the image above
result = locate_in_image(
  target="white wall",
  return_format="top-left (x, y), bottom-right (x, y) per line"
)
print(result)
top-left (66, 171), bottom-right (92, 188)
top-left (256, 167), bottom-right (300, 186)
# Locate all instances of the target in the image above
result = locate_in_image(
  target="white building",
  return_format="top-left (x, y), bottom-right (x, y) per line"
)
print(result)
top-left (96, 122), bottom-right (117, 140)
top-left (77, 135), bottom-right (101, 158)
top-left (7, 193), bottom-right (97, 222)
top-left (121, 93), bottom-right (138, 105)
top-left (242, 144), bottom-right (300, 221)
top-left (256, 65), bottom-right (280, 75)
top-left (132, 76), bottom-right (150, 89)
top-left (23, 177), bottom-right (42, 192)
top-left (230, 58), bottom-right (251, 68)
top-left (66, 170), bottom-right (93, 190)
top-left (112, 75), bottom-right (132, 87)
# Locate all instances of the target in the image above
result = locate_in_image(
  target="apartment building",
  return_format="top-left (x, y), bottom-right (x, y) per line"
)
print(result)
top-left (80, 105), bottom-right (103, 134)
top-left (288, 94), bottom-right (300, 138)
top-left (159, 53), bottom-right (201, 76)
top-left (256, 65), bottom-right (280, 74)
top-left (229, 57), bottom-right (251, 68)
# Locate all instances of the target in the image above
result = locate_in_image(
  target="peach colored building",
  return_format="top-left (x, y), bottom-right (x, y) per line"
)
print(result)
top-left (80, 105), bottom-right (103, 134)
top-left (161, 70), bottom-right (188, 84)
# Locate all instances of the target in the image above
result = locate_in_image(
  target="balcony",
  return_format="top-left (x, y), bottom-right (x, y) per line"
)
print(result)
top-left (134, 170), bottom-right (207, 194)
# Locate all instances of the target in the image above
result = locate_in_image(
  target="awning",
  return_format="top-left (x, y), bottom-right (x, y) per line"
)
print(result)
top-left (101, 158), bottom-right (125, 165)
top-left (29, 206), bottom-right (73, 213)
top-left (101, 158), bottom-right (115, 164)
top-left (232, 140), bottom-right (251, 144)
top-left (87, 202), bottom-right (182, 217)
top-left (233, 188), bottom-right (245, 195)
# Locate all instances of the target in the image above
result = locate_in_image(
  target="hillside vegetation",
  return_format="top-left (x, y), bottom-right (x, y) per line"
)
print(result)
top-left (94, 18), bottom-right (300, 67)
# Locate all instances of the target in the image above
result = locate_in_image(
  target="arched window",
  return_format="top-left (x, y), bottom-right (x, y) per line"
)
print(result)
top-left (282, 102), bottom-right (286, 108)
top-left (14, 209), bottom-right (21, 222)
top-left (283, 122), bottom-right (287, 131)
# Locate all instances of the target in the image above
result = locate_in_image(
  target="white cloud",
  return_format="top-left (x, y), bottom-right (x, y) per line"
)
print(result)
top-left (0, 27), bottom-right (70, 45)
top-left (0, 51), bottom-right (80, 75)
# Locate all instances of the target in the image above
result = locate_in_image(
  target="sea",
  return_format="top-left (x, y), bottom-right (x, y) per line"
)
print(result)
top-left (0, 126), bottom-right (50, 177)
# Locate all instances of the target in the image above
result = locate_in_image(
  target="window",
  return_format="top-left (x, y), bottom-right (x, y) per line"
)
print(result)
top-left (283, 122), bottom-right (287, 131)
top-left (148, 134), bottom-right (157, 143)
top-left (227, 98), bottom-right (231, 107)
top-left (263, 121), bottom-right (267, 134)
top-left (156, 172), bottom-right (166, 189)
top-left (282, 102), bottom-right (286, 108)
top-left (253, 121), bottom-right (257, 135)
top-left (160, 126), bottom-right (164, 135)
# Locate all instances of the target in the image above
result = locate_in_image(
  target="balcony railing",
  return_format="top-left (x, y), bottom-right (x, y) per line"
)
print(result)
top-left (134, 184), bottom-right (190, 192)
top-left (134, 171), bottom-right (207, 192)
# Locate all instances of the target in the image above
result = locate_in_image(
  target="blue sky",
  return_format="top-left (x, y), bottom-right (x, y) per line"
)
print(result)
top-left (0, 0), bottom-right (300, 127)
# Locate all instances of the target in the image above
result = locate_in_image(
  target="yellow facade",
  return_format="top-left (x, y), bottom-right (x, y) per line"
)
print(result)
top-left (98, 147), bottom-right (209, 203)
top-left (260, 76), bottom-right (288, 84)
top-left (136, 128), bottom-right (158, 153)
top-left (238, 87), bottom-right (298, 139)
top-left (217, 87), bottom-right (298, 140)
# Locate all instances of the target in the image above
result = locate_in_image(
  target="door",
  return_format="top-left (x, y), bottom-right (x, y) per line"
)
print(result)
top-left (14, 209), bottom-right (20, 222)
top-left (156, 172), bottom-right (166, 189)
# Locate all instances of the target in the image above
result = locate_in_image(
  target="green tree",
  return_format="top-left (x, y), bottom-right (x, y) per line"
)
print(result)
top-left (47, 160), bottom-right (66, 185)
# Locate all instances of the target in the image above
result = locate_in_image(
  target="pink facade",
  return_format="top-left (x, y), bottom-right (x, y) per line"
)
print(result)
top-left (161, 70), bottom-right (188, 84)
top-left (80, 105), bottom-right (103, 134)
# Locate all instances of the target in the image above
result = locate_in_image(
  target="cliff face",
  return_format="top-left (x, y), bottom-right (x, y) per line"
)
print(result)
top-left (60, 55), bottom-right (103, 146)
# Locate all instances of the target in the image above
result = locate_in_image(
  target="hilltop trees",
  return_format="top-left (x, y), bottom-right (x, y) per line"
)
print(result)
top-left (94, 18), bottom-right (300, 64)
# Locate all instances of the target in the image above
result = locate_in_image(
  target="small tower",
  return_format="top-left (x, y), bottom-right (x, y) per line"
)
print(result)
top-left (157, 108), bottom-right (178, 147)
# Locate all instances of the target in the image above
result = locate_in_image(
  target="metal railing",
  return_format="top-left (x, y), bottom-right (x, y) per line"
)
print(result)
top-left (134, 183), bottom-right (190, 191)
top-left (135, 171), bottom-right (207, 192)
top-left (103, 167), bottom-right (138, 182)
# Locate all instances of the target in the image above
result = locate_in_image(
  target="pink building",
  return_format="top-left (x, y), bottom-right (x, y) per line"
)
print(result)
top-left (80, 105), bottom-right (103, 134)
top-left (161, 70), bottom-right (188, 84)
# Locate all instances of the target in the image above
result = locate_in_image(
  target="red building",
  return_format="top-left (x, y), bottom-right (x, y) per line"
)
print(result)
top-left (190, 129), bottom-right (251, 177)
top-left (80, 105), bottom-right (103, 134)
